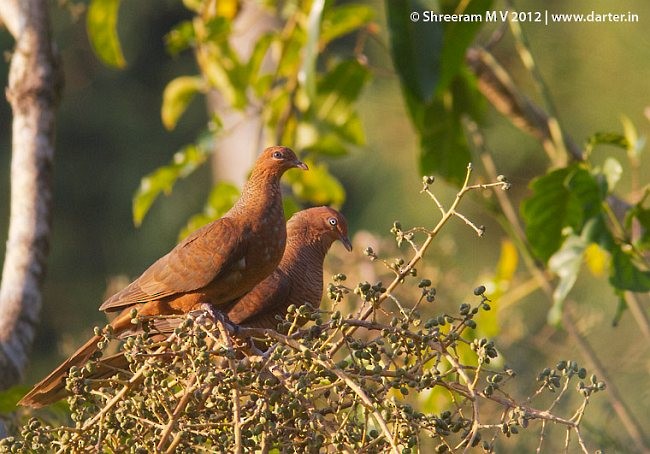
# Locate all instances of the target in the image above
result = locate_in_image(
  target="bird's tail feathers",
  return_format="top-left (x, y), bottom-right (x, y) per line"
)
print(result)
top-left (18, 334), bottom-right (103, 408)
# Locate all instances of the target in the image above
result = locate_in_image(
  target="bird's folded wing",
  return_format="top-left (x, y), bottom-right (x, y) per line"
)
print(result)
top-left (227, 270), bottom-right (291, 325)
top-left (99, 217), bottom-right (245, 312)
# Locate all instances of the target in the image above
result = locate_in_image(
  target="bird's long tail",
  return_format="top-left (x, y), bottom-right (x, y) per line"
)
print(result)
top-left (17, 334), bottom-right (103, 408)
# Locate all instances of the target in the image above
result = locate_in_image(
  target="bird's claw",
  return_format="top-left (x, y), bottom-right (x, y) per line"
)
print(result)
top-left (195, 303), bottom-right (239, 335)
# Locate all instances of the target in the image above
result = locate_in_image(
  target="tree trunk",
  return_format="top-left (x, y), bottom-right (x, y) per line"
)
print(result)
top-left (0, 0), bottom-right (61, 389)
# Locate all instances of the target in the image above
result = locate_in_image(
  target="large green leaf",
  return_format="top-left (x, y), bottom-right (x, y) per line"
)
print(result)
top-left (386, 0), bottom-right (442, 104)
top-left (437, 0), bottom-right (493, 94)
top-left (386, 1), bottom-right (488, 184)
top-left (521, 164), bottom-right (603, 262)
top-left (413, 73), bottom-right (478, 185)
top-left (133, 142), bottom-right (212, 227)
top-left (161, 76), bottom-right (203, 130)
top-left (86, 0), bottom-right (126, 68)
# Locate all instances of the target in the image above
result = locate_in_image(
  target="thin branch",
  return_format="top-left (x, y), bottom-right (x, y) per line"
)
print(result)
top-left (469, 122), bottom-right (648, 452)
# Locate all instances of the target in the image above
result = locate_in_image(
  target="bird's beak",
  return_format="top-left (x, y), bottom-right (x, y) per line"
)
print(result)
top-left (340, 235), bottom-right (353, 252)
top-left (294, 160), bottom-right (309, 170)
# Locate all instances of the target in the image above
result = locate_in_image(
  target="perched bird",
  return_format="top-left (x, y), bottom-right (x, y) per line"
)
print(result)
top-left (225, 206), bottom-right (352, 329)
top-left (19, 146), bottom-right (307, 408)
top-left (20, 207), bottom-right (352, 406)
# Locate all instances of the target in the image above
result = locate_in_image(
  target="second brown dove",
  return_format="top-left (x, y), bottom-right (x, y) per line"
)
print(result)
top-left (19, 145), bottom-right (307, 408)
top-left (225, 206), bottom-right (352, 329)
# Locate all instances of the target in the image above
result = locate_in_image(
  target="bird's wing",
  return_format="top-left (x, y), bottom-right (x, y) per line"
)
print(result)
top-left (227, 270), bottom-right (292, 325)
top-left (99, 217), bottom-right (245, 312)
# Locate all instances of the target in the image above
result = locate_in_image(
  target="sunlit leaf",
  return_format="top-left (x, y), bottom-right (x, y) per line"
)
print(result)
top-left (584, 243), bottom-right (608, 277)
top-left (584, 132), bottom-right (629, 158)
top-left (182, 0), bottom-right (202, 13)
top-left (246, 33), bottom-right (275, 86)
top-left (178, 182), bottom-right (240, 239)
top-left (161, 76), bottom-right (204, 130)
top-left (87, 0), bottom-right (126, 68)
top-left (302, 133), bottom-right (348, 157)
top-left (621, 114), bottom-right (646, 160)
top-left (284, 160), bottom-right (345, 207)
top-left (316, 60), bottom-right (371, 126)
top-left (215, 0), bottom-right (239, 19)
top-left (601, 157), bottom-right (622, 192)
top-left (320, 4), bottom-right (375, 46)
top-left (521, 164), bottom-right (603, 262)
top-left (133, 143), bottom-right (212, 227)
top-left (165, 20), bottom-right (195, 55)
top-left (548, 234), bottom-right (587, 324)
top-left (277, 27), bottom-right (306, 79)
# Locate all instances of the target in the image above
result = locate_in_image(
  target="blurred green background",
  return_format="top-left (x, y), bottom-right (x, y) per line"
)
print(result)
top-left (1, 0), bottom-right (649, 450)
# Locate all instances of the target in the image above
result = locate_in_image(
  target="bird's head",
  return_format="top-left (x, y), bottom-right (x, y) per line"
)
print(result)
top-left (290, 206), bottom-right (352, 252)
top-left (256, 146), bottom-right (308, 175)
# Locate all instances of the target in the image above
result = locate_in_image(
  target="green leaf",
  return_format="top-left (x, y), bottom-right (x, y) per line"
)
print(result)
top-left (315, 60), bottom-right (371, 126)
top-left (547, 233), bottom-right (589, 325)
top-left (302, 133), bottom-right (348, 157)
top-left (285, 160), bottom-right (345, 207)
top-left (584, 132), bottom-right (629, 158)
top-left (601, 157), bottom-right (622, 192)
top-left (626, 202), bottom-right (650, 249)
top-left (437, 0), bottom-right (493, 94)
top-left (621, 114), bottom-right (646, 160)
top-left (414, 73), bottom-right (478, 185)
top-left (165, 20), bottom-right (195, 56)
top-left (320, 4), bottom-right (375, 46)
top-left (417, 99), bottom-right (470, 185)
top-left (161, 76), bottom-right (203, 130)
top-left (86, 0), bottom-right (126, 68)
top-left (386, 0), bottom-right (442, 104)
top-left (133, 143), bottom-right (212, 227)
top-left (246, 33), bottom-right (275, 86)
top-left (521, 164), bottom-right (603, 262)
top-left (178, 182), bottom-right (240, 239)
top-left (609, 246), bottom-right (650, 292)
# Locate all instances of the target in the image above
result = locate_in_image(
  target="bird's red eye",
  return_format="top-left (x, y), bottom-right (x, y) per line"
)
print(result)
top-left (328, 218), bottom-right (337, 226)
top-left (272, 151), bottom-right (283, 159)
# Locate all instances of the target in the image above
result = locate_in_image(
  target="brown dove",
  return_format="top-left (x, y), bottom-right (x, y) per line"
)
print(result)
top-left (19, 145), bottom-right (307, 408)
top-left (225, 206), bottom-right (352, 329)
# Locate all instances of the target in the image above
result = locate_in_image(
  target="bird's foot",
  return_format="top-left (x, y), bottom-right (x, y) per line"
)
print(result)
top-left (194, 303), bottom-right (239, 335)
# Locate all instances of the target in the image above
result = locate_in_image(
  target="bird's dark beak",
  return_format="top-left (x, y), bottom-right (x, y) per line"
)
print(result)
top-left (340, 235), bottom-right (353, 252)
top-left (294, 160), bottom-right (309, 170)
